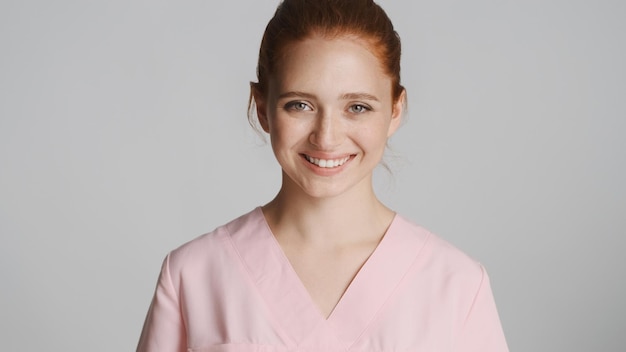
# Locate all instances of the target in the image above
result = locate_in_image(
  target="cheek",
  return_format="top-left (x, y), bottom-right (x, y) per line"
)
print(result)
top-left (270, 115), bottom-right (310, 139)
top-left (268, 117), bottom-right (302, 153)
top-left (358, 122), bottom-right (392, 147)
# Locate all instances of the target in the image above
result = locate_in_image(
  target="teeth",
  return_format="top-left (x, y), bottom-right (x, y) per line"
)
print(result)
top-left (305, 155), bottom-right (350, 168)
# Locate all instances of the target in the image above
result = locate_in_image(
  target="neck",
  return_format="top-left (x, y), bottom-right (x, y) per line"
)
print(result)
top-left (262, 173), bottom-right (395, 248)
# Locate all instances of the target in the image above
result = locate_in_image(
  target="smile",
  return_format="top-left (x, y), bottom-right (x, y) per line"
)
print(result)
top-left (304, 155), bottom-right (351, 168)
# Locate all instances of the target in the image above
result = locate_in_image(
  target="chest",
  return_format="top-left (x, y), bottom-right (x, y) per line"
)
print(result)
top-left (281, 244), bottom-right (377, 319)
top-left (179, 212), bottom-right (474, 351)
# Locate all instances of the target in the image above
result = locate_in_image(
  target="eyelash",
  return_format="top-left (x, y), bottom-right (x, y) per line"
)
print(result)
top-left (349, 104), bottom-right (371, 114)
top-left (284, 101), bottom-right (312, 111)
top-left (283, 101), bottom-right (372, 114)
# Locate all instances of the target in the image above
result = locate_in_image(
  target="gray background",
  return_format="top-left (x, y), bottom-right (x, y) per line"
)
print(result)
top-left (1, 0), bottom-right (624, 351)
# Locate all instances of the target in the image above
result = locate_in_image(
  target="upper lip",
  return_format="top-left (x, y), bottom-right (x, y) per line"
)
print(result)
top-left (301, 152), bottom-right (354, 160)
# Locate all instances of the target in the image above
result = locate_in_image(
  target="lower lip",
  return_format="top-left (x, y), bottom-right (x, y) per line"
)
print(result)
top-left (300, 155), bottom-right (353, 176)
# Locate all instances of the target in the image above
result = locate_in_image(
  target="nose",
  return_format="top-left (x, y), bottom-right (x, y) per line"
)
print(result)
top-left (309, 110), bottom-right (343, 149)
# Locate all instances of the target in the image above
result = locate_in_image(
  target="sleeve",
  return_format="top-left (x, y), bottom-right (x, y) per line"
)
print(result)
top-left (137, 253), bottom-right (187, 352)
top-left (454, 265), bottom-right (509, 352)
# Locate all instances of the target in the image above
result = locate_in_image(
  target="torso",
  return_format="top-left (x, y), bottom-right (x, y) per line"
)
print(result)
top-left (138, 208), bottom-right (507, 352)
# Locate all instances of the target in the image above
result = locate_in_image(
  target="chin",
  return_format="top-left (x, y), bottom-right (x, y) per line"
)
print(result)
top-left (294, 174), bottom-right (372, 200)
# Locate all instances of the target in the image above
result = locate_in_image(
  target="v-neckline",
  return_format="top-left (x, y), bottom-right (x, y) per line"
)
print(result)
top-left (226, 207), bottom-right (427, 349)
top-left (262, 209), bottom-right (397, 322)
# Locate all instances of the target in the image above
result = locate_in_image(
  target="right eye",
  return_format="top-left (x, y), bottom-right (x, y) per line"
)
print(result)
top-left (284, 101), bottom-right (312, 111)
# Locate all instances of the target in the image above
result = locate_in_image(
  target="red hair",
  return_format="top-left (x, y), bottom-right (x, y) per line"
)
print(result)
top-left (250, 0), bottom-right (404, 107)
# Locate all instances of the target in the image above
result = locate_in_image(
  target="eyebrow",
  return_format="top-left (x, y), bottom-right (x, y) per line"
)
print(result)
top-left (277, 91), bottom-right (316, 100)
top-left (277, 91), bottom-right (380, 102)
top-left (340, 92), bottom-right (380, 102)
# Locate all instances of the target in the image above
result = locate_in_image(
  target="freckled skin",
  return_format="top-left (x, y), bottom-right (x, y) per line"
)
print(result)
top-left (255, 36), bottom-right (404, 200)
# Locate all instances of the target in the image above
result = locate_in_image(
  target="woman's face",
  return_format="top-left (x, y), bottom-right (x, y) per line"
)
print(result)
top-left (255, 35), bottom-right (404, 199)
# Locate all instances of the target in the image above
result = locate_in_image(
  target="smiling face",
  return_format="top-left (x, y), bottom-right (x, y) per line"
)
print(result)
top-left (254, 35), bottom-right (405, 199)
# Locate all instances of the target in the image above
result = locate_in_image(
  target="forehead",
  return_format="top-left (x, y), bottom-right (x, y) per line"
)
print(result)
top-left (269, 36), bottom-right (392, 96)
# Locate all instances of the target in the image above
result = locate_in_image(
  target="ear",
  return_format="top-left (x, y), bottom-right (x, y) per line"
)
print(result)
top-left (251, 85), bottom-right (270, 133)
top-left (387, 89), bottom-right (406, 137)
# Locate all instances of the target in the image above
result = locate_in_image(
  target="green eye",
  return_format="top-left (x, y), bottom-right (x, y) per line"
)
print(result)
top-left (349, 104), bottom-right (370, 113)
top-left (285, 101), bottom-right (312, 111)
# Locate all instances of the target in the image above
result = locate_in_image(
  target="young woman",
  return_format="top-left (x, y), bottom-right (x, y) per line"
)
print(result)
top-left (137, 1), bottom-right (509, 351)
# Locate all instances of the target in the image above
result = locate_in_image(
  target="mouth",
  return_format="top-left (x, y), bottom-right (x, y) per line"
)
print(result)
top-left (303, 154), bottom-right (351, 168)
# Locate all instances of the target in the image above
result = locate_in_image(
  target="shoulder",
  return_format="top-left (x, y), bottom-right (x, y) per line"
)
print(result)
top-left (165, 207), bottom-right (264, 275)
top-left (394, 214), bottom-right (486, 283)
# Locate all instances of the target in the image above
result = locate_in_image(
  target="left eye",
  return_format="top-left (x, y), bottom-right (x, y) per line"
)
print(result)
top-left (349, 104), bottom-right (370, 113)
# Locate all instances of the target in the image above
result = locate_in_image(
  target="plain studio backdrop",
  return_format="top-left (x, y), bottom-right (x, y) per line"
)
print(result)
top-left (1, 0), bottom-right (624, 350)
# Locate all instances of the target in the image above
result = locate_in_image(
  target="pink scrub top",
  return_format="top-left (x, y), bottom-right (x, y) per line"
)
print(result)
top-left (137, 207), bottom-right (509, 352)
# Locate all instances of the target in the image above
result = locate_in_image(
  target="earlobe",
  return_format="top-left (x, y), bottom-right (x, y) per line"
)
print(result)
top-left (387, 89), bottom-right (406, 137)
